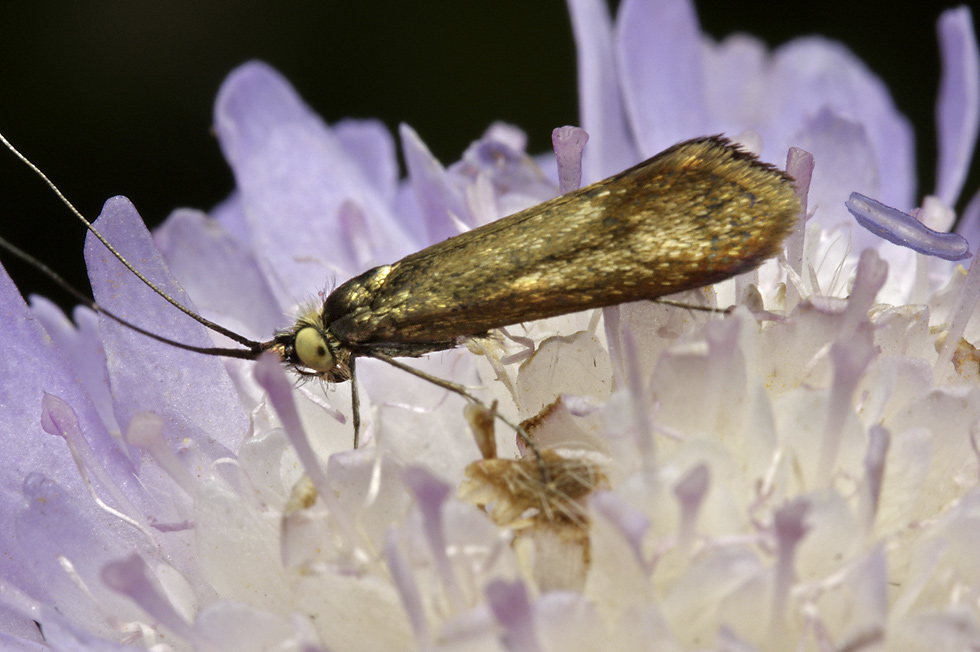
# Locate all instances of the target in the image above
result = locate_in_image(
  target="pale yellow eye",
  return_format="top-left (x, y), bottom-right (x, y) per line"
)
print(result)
top-left (294, 327), bottom-right (334, 373)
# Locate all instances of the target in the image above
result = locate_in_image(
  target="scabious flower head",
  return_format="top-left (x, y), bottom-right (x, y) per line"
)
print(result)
top-left (1, 0), bottom-right (979, 650)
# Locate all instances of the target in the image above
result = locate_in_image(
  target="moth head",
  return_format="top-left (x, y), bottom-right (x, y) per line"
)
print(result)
top-left (294, 326), bottom-right (335, 373)
top-left (271, 316), bottom-right (351, 383)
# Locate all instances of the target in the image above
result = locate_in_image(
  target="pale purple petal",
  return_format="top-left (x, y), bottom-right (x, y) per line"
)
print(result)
top-left (845, 249), bottom-right (890, 324)
top-left (192, 603), bottom-right (295, 652)
top-left (252, 353), bottom-right (360, 550)
top-left (84, 196), bottom-right (249, 457)
top-left (486, 580), bottom-right (541, 652)
top-left (917, 195), bottom-right (957, 232)
top-left (0, 633), bottom-right (44, 652)
top-left (453, 128), bottom-right (547, 197)
top-left (29, 297), bottom-right (118, 432)
top-left (101, 554), bottom-right (198, 643)
top-left (154, 208), bottom-right (288, 337)
top-left (591, 491), bottom-right (650, 570)
top-left (16, 473), bottom-right (140, 637)
top-left (817, 331), bottom-right (876, 486)
top-left (214, 61), bottom-right (413, 297)
top-left (783, 147), bottom-right (814, 281)
top-left (674, 462), bottom-right (709, 546)
top-left (794, 109), bottom-right (888, 249)
top-left (399, 122), bottom-right (472, 243)
top-left (566, 0), bottom-right (638, 181)
top-left (448, 129), bottom-right (559, 226)
top-left (334, 118), bottom-right (399, 205)
top-left (701, 34), bottom-right (769, 138)
top-left (0, 606), bottom-right (45, 650)
top-left (935, 248), bottom-right (980, 380)
top-left (862, 426), bottom-right (890, 528)
top-left (252, 354), bottom-right (329, 496)
top-left (616, 0), bottom-right (707, 154)
top-left (767, 38), bottom-right (915, 210)
top-left (124, 411), bottom-right (199, 495)
top-left (33, 608), bottom-right (138, 652)
top-left (210, 192), bottom-right (249, 245)
top-left (846, 192), bottom-right (972, 260)
top-left (956, 187), bottom-right (980, 251)
top-left (0, 261), bottom-right (137, 599)
top-left (401, 466), bottom-right (463, 604)
top-left (935, 7), bottom-right (980, 206)
top-left (552, 126), bottom-right (589, 193)
top-left (771, 498), bottom-right (810, 636)
top-left (533, 593), bottom-right (606, 651)
top-left (384, 531), bottom-right (431, 650)
top-left (393, 178), bottom-right (425, 239)
top-left (41, 394), bottom-right (145, 530)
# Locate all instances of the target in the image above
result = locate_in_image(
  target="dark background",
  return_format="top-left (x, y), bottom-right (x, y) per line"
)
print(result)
top-left (0, 1), bottom-right (976, 311)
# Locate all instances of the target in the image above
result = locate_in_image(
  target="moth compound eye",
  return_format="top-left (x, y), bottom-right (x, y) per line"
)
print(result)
top-left (294, 327), bottom-right (335, 373)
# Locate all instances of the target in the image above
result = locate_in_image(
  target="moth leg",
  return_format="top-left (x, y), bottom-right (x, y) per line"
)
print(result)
top-left (350, 357), bottom-right (361, 448)
top-left (366, 351), bottom-right (548, 483)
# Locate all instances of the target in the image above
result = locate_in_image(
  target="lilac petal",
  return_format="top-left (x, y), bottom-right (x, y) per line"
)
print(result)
top-left (41, 393), bottom-right (145, 531)
top-left (454, 128), bottom-right (551, 200)
top-left (674, 462), bottom-right (709, 546)
top-left (0, 633), bottom-right (44, 652)
top-left (210, 192), bottom-right (249, 245)
top-left (844, 249), bottom-right (889, 328)
top-left (849, 546), bottom-right (889, 626)
top-left (384, 531), bottom-right (431, 650)
top-left (783, 147), bottom-right (814, 287)
top-left (955, 187), bottom-right (980, 252)
top-left (29, 297), bottom-right (118, 432)
top-left (101, 554), bottom-right (199, 644)
top-left (0, 261), bottom-right (136, 595)
top-left (334, 118), bottom-right (399, 205)
top-left (771, 498), bottom-right (810, 637)
top-left (16, 473), bottom-right (139, 635)
top-left (336, 200), bottom-right (376, 270)
top-left (615, 0), bottom-right (708, 154)
top-left (785, 148), bottom-right (815, 212)
top-left (193, 603), bottom-right (294, 652)
top-left (552, 126), bottom-right (589, 194)
top-left (591, 491), bottom-right (650, 570)
top-left (565, 0), bottom-right (638, 181)
top-left (935, 242), bottom-right (980, 381)
top-left (252, 353), bottom-right (359, 549)
top-left (32, 608), bottom-right (136, 652)
top-left (84, 196), bottom-right (249, 457)
top-left (154, 208), bottom-right (287, 338)
top-left (795, 110), bottom-right (897, 249)
top-left (701, 35), bottom-right (769, 138)
top-left (486, 580), bottom-right (541, 652)
top-left (533, 593), bottom-right (606, 651)
top-left (214, 61), bottom-right (413, 296)
top-left (917, 195), bottom-right (957, 233)
top-left (0, 606), bottom-right (45, 650)
top-left (768, 38), bottom-right (915, 210)
top-left (935, 7), bottom-right (980, 206)
top-left (124, 411), bottom-right (199, 495)
top-left (402, 466), bottom-right (463, 604)
top-left (400, 123), bottom-right (472, 243)
top-left (846, 192), bottom-right (972, 261)
top-left (817, 332), bottom-right (876, 487)
top-left (861, 425), bottom-right (890, 529)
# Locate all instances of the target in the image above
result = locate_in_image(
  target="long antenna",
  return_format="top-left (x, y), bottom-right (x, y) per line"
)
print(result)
top-left (0, 232), bottom-right (260, 360)
top-left (0, 131), bottom-right (262, 352)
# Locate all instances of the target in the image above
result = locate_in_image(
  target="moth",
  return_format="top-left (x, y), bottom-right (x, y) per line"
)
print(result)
top-left (1, 133), bottom-right (801, 459)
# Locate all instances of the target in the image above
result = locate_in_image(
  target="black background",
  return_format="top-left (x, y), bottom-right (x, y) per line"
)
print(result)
top-left (0, 1), bottom-right (976, 311)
